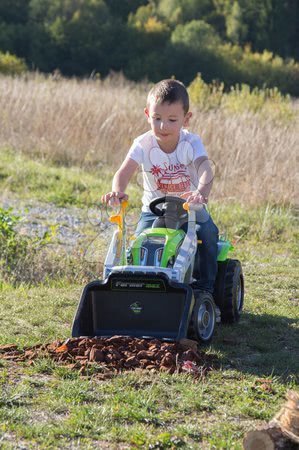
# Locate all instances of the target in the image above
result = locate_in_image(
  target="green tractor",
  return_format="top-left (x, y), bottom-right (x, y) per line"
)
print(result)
top-left (72, 196), bottom-right (244, 342)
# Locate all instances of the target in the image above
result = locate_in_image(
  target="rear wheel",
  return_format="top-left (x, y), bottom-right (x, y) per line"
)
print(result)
top-left (214, 259), bottom-right (244, 323)
top-left (188, 291), bottom-right (216, 342)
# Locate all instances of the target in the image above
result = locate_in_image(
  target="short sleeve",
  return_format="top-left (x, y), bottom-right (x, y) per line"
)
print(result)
top-left (190, 135), bottom-right (207, 160)
top-left (127, 140), bottom-right (144, 165)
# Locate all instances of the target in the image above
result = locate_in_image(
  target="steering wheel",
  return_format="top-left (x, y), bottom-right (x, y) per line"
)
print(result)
top-left (149, 196), bottom-right (186, 216)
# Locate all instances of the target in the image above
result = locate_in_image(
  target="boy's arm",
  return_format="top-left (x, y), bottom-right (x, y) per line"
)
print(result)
top-left (194, 156), bottom-right (214, 201)
top-left (181, 156), bottom-right (214, 204)
top-left (102, 157), bottom-right (139, 205)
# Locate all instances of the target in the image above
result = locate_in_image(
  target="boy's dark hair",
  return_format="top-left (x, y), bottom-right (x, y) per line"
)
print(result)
top-left (147, 79), bottom-right (189, 114)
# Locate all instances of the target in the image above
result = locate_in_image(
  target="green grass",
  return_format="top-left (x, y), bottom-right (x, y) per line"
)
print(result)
top-left (0, 147), bottom-right (298, 448)
top-left (0, 242), bottom-right (298, 449)
top-left (0, 147), bottom-right (141, 207)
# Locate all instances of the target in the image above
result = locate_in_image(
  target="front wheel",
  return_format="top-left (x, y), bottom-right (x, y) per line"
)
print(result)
top-left (214, 259), bottom-right (244, 323)
top-left (188, 291), bottom-right (216, 342)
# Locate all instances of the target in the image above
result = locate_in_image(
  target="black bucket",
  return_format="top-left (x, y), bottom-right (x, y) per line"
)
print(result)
top-left (72, 272), bottom-right (194, 341)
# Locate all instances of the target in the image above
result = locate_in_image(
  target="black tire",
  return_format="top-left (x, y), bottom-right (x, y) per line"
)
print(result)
top-left (188, 291), bottom-right (216, 342)
top-left (214, 259), bottom-right (244, 324)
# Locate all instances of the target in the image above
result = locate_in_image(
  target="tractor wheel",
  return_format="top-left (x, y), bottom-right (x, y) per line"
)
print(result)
top-left (188, 291), bottom-right (216, 342)
top-left (214, 259), bottom-right (244, 324)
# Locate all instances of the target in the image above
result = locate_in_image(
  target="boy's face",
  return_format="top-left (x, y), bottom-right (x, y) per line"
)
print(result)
top-left (144, 100), bottom-right (192, 152)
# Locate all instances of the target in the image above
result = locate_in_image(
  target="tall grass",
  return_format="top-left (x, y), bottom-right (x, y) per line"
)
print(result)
top-left (0, 73), bottom-right (298, 204)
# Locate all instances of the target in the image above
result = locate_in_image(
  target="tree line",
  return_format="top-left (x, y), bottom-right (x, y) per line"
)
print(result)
top-left (0, 0), bottom-right (298, 95)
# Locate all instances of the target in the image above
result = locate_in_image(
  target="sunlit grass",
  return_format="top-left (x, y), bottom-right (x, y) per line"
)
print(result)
top-left (0, 239), bottom-right (298, 448)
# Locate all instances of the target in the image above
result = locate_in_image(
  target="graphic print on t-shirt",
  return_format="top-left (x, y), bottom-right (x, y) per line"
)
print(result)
top-left (150, 162), bottom-right (191, 193)
top-left (127, 130), bottom-right (207, 210)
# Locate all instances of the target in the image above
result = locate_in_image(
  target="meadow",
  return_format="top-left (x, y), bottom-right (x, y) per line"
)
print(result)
top-left (0, 74), bottom-right (298, 449)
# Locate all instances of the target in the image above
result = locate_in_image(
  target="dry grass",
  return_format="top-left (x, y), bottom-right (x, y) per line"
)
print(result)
top-left (0, 73), bottom-right (298, 204)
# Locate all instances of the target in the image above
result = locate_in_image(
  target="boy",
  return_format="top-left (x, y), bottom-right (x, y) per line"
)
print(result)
top-left (102, 79), bottom-right (218, 294)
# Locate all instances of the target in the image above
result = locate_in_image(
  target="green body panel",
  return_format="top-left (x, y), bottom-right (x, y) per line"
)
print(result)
top-left (131, 228), bottom-right (185, 267)
top-left (217, 239), bottom-right (234, 262)
top-left (130, 228), bottom-right (233, 266)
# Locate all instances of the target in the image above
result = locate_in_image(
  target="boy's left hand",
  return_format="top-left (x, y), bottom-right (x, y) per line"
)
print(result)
top-left (180, 191), bottom-right (208, 204)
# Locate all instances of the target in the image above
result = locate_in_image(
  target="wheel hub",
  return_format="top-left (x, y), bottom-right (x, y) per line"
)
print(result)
top-left (202, 310), bottom-right (210, 328)
top-left (196, 299), bottom-right (215, 341)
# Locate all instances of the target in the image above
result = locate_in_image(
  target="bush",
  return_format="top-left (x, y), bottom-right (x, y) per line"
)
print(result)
top-left (0, 207), bottom-right (53, 284)
top-left (219, 44), bottom-right (299, 96)
top-left (0, 206), bottom-right (96, 285)
top-left (0, 207), bottom-right (27, 279)
top-left (188, 73), bottom-right (295, 121)
top-left (188, 73), bottom-right (224, 110)
top-left (0, 51), bottom-right (27, 75)
top-left (222, 84), bottom-right (294, 121)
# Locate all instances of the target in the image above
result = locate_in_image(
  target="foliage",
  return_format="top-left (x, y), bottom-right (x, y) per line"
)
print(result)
top-left (188, 73), bottom-right (295, 121)
top-left (0, 207), bottom-right (55, 284)
top-left (219, 43), bottom-right (299, 94)
top-left (171, 19), bottom-right (221, 51)
top-left (188, 73), bottom-right (224, 110)
top-left (0, 0), bottom-right (298, 93)
top-left (0, 51), bottom-right (26, 74)
top-left (0, 207), bottom-right (26, 275)
top-left (27, 0), bottom-right (129, 75)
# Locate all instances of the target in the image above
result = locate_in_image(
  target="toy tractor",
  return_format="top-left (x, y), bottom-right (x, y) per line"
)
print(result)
top-left (72, 196), bottom-right (244, 342)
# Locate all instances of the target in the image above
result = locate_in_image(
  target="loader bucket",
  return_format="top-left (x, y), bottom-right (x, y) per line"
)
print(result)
top-left (72, 272), bottom-right (194, 341)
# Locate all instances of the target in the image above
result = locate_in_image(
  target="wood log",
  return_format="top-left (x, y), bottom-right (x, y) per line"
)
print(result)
top-left (243, 390), bottom-right (299, 450)
top-left (271, 390), bottom-right (299, 441)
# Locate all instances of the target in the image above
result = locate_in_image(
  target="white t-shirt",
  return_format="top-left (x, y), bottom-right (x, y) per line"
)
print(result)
top-left (128, 129), bottom-right (208, 212)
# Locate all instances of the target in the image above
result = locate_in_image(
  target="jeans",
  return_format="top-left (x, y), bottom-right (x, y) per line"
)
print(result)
top-left (135, 210), bottom-right (219, 294)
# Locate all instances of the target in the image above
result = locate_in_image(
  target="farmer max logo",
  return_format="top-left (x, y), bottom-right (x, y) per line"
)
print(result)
top-left (111, 280), bottom-right (165, 290)
top-left (115, 281), bottom-right (143, 288)
top-left (129, 301), bottom-right (143, 315)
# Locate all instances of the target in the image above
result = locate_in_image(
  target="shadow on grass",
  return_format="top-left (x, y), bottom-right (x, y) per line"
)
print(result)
top-left (211, 311), bottom-right (299, 379)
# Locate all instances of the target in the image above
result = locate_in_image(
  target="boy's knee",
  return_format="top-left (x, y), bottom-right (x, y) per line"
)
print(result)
top-left (196, 219), bottom-right (218, 243)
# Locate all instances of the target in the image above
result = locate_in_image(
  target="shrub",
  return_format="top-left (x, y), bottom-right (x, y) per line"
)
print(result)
top-left (219, 44), bottom-right (299, 96)
top-left (0, 207), bottom-right (53, 284)
top-left (0, 206), bottom-right (96, 285)
top-left (188, 73), bottom-right (295, 121)
top-left (188, 73), bottom-right (224, 110)
top-left (0, 51), bottom-right (27, 75)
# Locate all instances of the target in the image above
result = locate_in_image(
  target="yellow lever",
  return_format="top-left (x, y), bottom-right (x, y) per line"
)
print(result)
top-left (109, 200), bottom-right (129, 229)
top-left (109, 200), bottom-right (129, 265)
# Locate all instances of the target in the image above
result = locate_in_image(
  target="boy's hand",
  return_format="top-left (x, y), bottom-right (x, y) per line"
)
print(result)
top-left (101, 191), bottom-right (128, 206)
top-left (180, 191), bottom-right (208, 204)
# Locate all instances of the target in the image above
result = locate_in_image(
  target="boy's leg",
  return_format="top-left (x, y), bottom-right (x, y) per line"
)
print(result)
top-left (195, 213), bottom-right (219, 294)
top-left (134, 212), bottom-right (156, 235)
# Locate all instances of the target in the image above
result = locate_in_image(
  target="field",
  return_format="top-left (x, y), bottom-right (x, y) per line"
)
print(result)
top-left (0, 74), bottom-right (298, 449)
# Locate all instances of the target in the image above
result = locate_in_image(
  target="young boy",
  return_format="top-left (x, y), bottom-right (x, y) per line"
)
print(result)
top-left (102, 79), bottom-right (218, 294)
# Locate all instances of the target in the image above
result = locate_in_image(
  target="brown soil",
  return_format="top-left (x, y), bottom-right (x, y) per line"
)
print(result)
top-left (0, 337), bottom-right (215, 379)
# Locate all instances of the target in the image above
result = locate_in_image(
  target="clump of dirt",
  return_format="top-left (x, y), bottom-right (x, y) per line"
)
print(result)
top-left (0, 337), bottom-right (215, 379)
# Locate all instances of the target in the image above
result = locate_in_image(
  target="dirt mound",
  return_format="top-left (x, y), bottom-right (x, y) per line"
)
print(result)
top-left (0, 337), bottom-right (215, 379)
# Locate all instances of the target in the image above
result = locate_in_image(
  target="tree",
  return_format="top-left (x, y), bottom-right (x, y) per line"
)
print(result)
top-left (169, 20), bottom-right (223, 83)
top-left (269, 0), bottom-right (299, 59)
top-left (105, 0), bottom-right (147, 19)
top-left (239, 0), bottom-right (272, 51)
top-left (0, 0), bottom-right (30, 24)
top-left (171, 19), bottom-right (221, 52)
top-left (0, 0), bottom-right (30, 58)
top-left (28, 0), bottom-right (128, 75)
top-left (157, 0), bottom-right (218, 26)
top-left (125, 3), bottom-right (170, 80)
top-left (226, 1), bottom-right (247, 44)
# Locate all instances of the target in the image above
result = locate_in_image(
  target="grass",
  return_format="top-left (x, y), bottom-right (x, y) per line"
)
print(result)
top-left (0, 147), bottom-right (297, 288)
top-left (0, 147), bottom-right (141, 208)
top-left (0, 73), bottom-right (298, 204)
top-left (0, 74), bottom-right (298, 448)
top-left (0, 219), bottom-right (298, 447)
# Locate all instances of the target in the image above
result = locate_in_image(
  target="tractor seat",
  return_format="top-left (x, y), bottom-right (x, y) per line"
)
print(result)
top-left (152, 202), bottom-right (188, 230)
